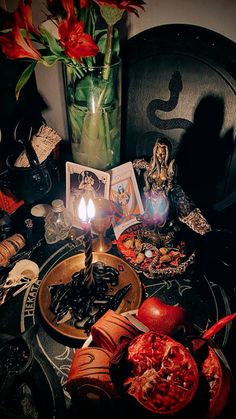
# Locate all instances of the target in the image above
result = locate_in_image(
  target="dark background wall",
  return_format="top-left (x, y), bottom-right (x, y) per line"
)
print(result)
top-left (0, 57), bottom-right (44, 171)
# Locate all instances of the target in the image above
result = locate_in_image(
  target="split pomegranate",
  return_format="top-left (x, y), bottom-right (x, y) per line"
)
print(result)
top-left (124, 331), bottom-right (199, 415)
top-left (191, 313), bottom-right (235, 418)
top-left (136, 296), bottom-right (188, 335)
top-left (200, 346), bottom-right (231, 419)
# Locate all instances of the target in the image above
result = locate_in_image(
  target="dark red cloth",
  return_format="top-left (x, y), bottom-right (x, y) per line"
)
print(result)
top-left (0, 190), bottom-right (24, 214)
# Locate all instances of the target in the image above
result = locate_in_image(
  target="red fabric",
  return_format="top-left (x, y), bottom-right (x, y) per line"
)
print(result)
top-left (0, 190), bottom-right (24, 214)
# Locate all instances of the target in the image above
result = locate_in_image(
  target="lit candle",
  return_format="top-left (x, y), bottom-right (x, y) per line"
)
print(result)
top-left (78, 197), bottom-right (95, 289)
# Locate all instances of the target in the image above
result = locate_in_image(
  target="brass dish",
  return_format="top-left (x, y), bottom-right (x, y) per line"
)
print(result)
top-left (38, 252), bottom-right (142, 340)
top-left (117, 224), bottom-right (195, 278)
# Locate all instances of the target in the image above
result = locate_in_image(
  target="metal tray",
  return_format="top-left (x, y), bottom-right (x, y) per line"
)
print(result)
top-left (38, 252), bottom-right (142, 340)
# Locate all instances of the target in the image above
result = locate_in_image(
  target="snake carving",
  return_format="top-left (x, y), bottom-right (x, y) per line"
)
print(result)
top-left (147, 70), bottom-right (192, 131)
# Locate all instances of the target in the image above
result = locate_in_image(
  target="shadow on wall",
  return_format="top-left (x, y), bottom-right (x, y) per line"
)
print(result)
top-left (175, 94), bottom-right (235, 218)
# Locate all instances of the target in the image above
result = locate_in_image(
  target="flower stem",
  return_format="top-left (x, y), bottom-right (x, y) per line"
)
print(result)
top-left (102, 24), bottom-right (113, 80)
top-left (104, 111), bottom-right (111, 151)
top-left (97, 24), bottom-right (114, 108)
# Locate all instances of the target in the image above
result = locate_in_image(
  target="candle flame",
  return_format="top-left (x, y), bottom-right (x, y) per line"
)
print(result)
top-left (87, 198), bottom-right (95, 219)
top-left (78, 197), bottom-right (87, 222)
top-left (78, 197), bottom-right (95, 222)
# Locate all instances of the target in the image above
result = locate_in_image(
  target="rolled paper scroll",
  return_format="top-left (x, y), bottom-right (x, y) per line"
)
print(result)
top-left (14, 124), bottom-right (61, 167)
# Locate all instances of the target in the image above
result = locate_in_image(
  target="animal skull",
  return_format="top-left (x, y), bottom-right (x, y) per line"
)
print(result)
top-left (3, 259), bottom-right (39, 289)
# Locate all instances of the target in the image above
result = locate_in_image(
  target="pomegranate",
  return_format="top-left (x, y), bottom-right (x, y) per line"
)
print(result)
top-left (136, 296), bottom-right (187, 335)
top-left (191, 313), bottom-right (236, 418)
top-left (124, 331), bottom-right (199, 415)
top-left (200, 346), bottom-right (231, 419)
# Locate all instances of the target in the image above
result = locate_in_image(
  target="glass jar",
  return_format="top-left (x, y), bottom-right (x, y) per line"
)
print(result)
top-left (65, 58), bottom-right (121, 170)
top-left (44, 199), bottom-right (72, 244)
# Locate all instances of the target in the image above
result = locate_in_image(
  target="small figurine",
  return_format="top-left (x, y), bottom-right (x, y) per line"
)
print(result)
top-left (133, 137), bottom-right (211, 237)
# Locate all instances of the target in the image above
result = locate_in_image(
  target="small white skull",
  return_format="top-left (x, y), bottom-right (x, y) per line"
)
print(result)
top-left (4, 259), bottom-right (39, 289)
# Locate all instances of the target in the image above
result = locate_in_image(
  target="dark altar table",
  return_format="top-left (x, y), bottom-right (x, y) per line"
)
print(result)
top-left (0, 204), bottom-right (236, 418)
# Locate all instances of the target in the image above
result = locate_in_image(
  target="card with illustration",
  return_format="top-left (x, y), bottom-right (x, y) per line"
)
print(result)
top-left (109, 161), bottom-right (144, 239)
top-left (66, 162), bottom-right (110, 228)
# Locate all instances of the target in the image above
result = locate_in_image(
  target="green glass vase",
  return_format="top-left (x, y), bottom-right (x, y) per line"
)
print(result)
top-left (65, 58), bottom-right (121, 171)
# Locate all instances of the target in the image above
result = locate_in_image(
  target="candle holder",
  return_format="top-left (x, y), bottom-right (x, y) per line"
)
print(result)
top-left (91, 198), bottom-right (115, 253)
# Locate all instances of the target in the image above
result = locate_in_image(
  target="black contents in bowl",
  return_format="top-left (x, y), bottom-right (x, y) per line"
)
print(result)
top-left (48, 261), bottom-right (132, 335)
top-left (0, 341), bottom-right (30, 374)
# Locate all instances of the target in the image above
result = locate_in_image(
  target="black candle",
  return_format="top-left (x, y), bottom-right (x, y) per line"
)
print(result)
top-left (78, 197), bottom-right (95, 289)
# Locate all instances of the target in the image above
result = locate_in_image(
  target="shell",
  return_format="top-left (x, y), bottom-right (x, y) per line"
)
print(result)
top-left (4, 259), bottom-right (39, 289)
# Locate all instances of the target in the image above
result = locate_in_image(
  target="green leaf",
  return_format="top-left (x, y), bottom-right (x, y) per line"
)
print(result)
top-left (74, 75), bottom-right (97, 105)
top-left (40, 27), bottom-right (63, 56)
top-left (94, 28), bottom-right (107, 38)
top-left (97, 34), bottom-right (107, 55)
top-left (15, 62), bottom-right (37, 100)
top-left (97, 29), bottom-right (120, 56)
top-left (20, 28), bottom-right (40, 43)
top-left (42, 55), bottom-right (61, 66)
top-left (67, 104), bottom-right (85, 139)
top-left (80, 2), bottom-right (97, 38)
top-left (113, 28), bottom-right (120, 56)
top-left (0, 28), bottom-right (12, 33)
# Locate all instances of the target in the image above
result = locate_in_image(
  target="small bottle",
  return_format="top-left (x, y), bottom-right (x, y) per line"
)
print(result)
top-left (44, 199), bottom-right (72, 244)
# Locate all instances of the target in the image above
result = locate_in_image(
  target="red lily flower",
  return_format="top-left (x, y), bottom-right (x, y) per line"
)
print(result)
top-left (0, 22), bottom-right (42, 60)
top-left (60, 0), bottom-right (76, 20)
top-left (58, 17), bottom-right (99, 61)
top-left (59, 0), bottom-right (89, 17)
top-left (16, 0), bottom-right (40, 36)
top-left (93, 0), bottom-right (145, 16)
top-left (80, 0), bottom-right (89, 7)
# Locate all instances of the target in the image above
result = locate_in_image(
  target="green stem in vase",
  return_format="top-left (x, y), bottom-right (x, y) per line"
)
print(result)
top-left (97, 23), bottom-right (114, 108)
top-left (103, 110), bottom-right (111, 151)
top-left (78, 23), bottom-right (115, 169)
top-left (68, 6), bottom-right (123, 170)
top-left (102, 24), bottom-right (113, 81)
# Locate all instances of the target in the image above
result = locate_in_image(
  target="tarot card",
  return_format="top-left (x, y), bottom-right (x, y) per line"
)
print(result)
top-left (110, 161), bottom-right (144, 239)
top-left (66, 162), bottom-right (110, 228)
